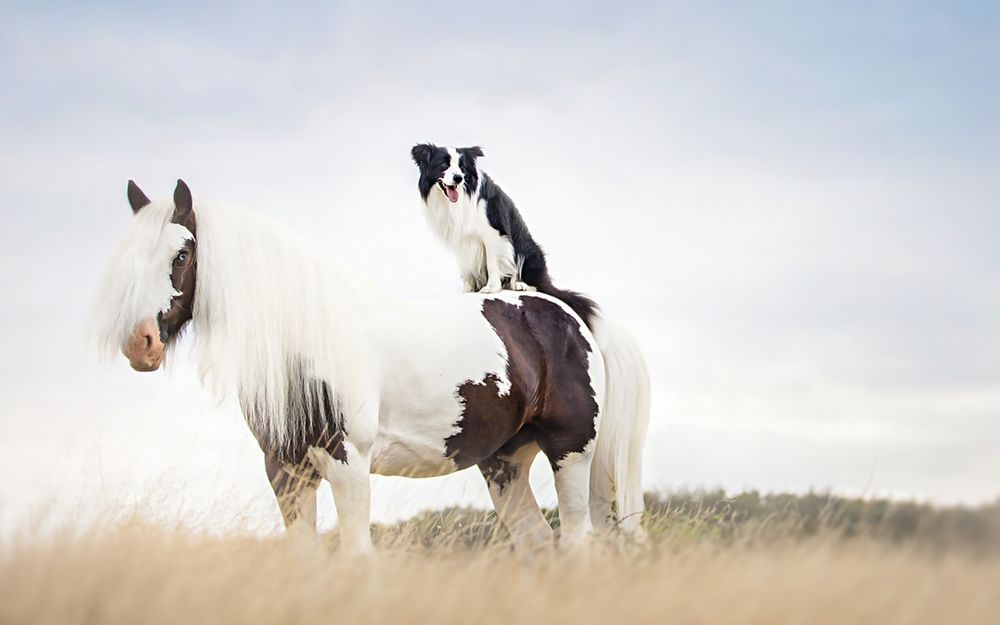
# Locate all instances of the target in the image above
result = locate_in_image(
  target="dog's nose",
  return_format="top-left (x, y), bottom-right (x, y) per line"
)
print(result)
top-left (452, 174), bottom-right (463, 184)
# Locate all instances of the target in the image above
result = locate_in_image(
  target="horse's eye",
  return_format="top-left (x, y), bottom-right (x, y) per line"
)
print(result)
top-left (174, 251), bottom-right (188, 266)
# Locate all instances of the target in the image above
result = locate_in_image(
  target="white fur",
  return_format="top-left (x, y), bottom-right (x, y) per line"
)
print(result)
top-left (189, 202), bottom-right (375, 452)
top-left (421, 156), bottom-right (516, 293)
top-left (95, 201), bottom-right (521, 474)
top-left (363, 292), bottom-right (516, 477)
top-left (588, 312), bottom-right (651, 537)
top-left (443, 147), bottom-right (464, 185)
top-left (95, 199), bottom-right (648, 549)
top-left (93, 201), bottom-right (192, 359)
top-left (309, 443), bottom-right (374, 553)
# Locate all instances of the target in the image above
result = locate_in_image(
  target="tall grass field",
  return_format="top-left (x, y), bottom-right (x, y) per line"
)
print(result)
top-left (2, 491), bottom-right (998, 625)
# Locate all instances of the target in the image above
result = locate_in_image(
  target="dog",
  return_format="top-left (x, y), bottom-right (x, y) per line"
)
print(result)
top-left (411, 143), bottom-right (596, 328)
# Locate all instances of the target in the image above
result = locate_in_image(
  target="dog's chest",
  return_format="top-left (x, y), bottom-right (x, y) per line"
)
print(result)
top-left (423, 195), bottom-right (516, 283)
top-left (423, 195), bottom-right (494, 244)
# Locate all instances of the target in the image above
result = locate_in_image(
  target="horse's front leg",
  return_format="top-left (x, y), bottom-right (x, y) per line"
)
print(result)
top-left (308, 440), bottom-right (373, 555)
top-left (265, 453), bottom-right (321, 535)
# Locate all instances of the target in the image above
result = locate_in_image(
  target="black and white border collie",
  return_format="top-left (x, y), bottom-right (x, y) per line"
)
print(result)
top-left (411, 143), bottom-right (596, 328)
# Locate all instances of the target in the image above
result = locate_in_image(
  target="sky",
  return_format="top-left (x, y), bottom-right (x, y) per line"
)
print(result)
top-left (1, 1), bottom-right (998, 532)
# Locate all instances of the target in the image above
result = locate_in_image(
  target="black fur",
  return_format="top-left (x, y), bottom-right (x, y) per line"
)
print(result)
top-left (456, 146), bottom-right (482, 198)
top-left (411, 143), bottom-right (598, 329)
top-left (477, 173), bottom-right (598, 329)
top-left (412, 143), bottom-right (451, 200)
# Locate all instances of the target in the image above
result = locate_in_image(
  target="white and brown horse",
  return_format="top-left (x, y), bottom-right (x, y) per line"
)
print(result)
top-left (95, 180), bottom-right (650, 552)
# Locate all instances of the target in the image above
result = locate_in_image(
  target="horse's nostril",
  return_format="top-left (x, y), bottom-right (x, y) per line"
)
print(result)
top-left (144, 333), bottom-right (153, 350)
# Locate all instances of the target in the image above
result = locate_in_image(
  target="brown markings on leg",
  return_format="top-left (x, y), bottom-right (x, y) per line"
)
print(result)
top-left (478, 440), bottom-right (554, 550)
top-left (264, 452), bottom-right (320, 527)
top-left (477, 426), bottom-right (540, 492)
top-left (479, 455), bottom-right (520, 492)
top-left (246, 372), bottom-right (346, 531)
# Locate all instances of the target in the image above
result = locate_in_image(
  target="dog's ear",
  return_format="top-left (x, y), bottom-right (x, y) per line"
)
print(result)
top-left (461, 146), bottom-right (484, 159)
top-left (411, 143), bottom-right (435, 169)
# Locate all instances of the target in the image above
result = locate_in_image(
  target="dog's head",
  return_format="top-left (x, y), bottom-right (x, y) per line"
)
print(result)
top-left (411, 144), bottom-right (484, 204)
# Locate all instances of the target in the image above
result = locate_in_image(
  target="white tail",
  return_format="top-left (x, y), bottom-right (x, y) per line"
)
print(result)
top-left (589, 313), bottom-right (651, 537)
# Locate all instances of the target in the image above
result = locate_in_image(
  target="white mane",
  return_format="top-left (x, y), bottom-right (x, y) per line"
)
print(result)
top-left (97, 200), bottom-right (374, 453)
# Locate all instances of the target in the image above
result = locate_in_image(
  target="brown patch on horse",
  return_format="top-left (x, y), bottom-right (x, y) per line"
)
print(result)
top-left (157, 180), bottom-right (198, 342)
top-left (243, 365), bottom-right (348, 467)
top-left (264, 452), bottom-right (321, 526)
top-left (476, 426), bottom-right (540, 492)
top-left (446, 297), bottom-right (600, 475)
top-left (449, 373), bottom-right (527, 469)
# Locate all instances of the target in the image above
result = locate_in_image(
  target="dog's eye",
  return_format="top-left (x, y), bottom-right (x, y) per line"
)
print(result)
top-left (173, 251), bottom-right (188, 266)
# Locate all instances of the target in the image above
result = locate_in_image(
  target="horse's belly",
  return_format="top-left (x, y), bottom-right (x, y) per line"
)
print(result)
top-left (367, 294), bottom-right (522, 478)
top-left (369, 432), bottom-right (457, 478)
top-left (368, 391), bottom-right (463, 477)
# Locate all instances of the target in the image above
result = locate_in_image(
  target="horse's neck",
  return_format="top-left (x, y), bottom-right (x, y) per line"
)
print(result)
top-left (331, 263), bottom-right (408, 317)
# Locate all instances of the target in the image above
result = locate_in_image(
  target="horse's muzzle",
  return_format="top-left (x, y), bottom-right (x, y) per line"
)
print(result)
top-left (123, 317), bottom-right (165, 372)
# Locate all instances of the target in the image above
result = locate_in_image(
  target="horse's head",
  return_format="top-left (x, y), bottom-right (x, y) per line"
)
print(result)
top-left (95, 179), bottom-right (197, 372)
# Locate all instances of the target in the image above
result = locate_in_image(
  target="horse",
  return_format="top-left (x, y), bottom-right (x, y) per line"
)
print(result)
top-left (94, 179), bottom-right (651, 552)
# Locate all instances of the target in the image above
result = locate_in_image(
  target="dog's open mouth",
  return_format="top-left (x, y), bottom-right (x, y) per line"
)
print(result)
top-left (438, 180), bottom-right (460, 203)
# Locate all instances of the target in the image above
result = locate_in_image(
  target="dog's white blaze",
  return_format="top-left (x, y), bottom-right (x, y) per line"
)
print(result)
top-left (444, 147), bottom-right (463, 186)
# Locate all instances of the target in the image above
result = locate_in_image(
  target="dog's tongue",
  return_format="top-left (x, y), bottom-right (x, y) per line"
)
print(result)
top-left (446, 186), bottom-right (459, 203)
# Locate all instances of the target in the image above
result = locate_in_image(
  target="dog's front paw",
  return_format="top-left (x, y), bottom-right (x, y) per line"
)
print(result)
top-left (511, 281), bottom-right (537, 292)
top-left (479, 283), bottom-right (502, 294)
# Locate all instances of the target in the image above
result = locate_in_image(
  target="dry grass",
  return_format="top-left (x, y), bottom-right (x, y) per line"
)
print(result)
top-left (2, 494), bottom-right (998, 625)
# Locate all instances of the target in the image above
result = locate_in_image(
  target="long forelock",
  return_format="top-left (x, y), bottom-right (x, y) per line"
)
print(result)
top-left (93, 201), bottom-right (192, 360)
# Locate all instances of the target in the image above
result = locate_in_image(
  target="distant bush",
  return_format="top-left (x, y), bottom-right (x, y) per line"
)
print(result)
top-left (643, 490), bottom-right (1000, 553)
top-left (370, 490), bottom-right (1000, 554)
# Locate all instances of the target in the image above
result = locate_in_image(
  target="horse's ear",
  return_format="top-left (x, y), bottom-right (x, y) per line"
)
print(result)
top-left (173, 179), bottom-right (193, 222)
top-left (127, 180), bottom-right (151, 214)
top-left (462, 146), bottom-right (484, 159)
top-left (411, 143), bottom-right (434, 169)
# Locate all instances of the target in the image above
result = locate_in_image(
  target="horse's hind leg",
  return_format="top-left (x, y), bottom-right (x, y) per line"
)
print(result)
top-left (548, 448), bottom-right (596, 549)
top-left (265, 454), bottom-right (321, 534)
top-left (478, 443), bottom-right (553, 551)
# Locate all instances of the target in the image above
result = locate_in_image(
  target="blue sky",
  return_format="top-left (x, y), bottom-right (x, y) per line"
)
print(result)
top-left (1, 2), bottom-right (998, 530)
